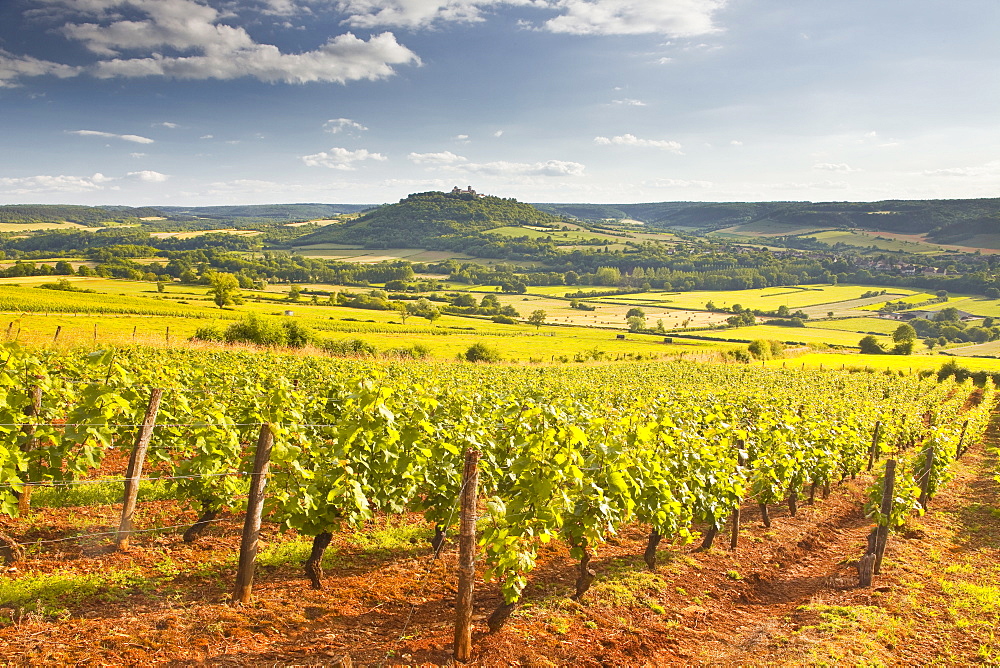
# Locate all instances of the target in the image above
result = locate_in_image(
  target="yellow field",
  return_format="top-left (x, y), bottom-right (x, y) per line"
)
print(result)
top-left (686, 324), bottom-right (892, 347)
top-left (596, 284), bottom-right (918, 312)
top-left (767, 351), bottom-right (1000, 373)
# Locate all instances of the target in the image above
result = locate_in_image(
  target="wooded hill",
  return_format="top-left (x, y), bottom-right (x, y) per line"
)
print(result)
top-left (534, 199), bottom-right (1000, 244)
top-left (155, 203), bottom-right (373, 221)
top-left (295, 191), bottom-right (564, 248)
top-left (0, 205), bottom-right (163, 226)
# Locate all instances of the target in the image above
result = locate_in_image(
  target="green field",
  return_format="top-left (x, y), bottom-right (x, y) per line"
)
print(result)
top-left (903, 296), bottom-right (1000, 318)
top-left (805, 230), bottom-right (945, 253)
top-left (595, 284), bottom-right (918, 313)
top-left (768, 351), bottom-right (1000, 372)
top-left (485, 226), bottom-right (619, 243)
top-left (684, 324), bottom-right (892, 348)
top-left (857, 292), bottom-right (940, 311)
top-left (711, 221), bottom-right (827, 237)
top-left (808, 317), bottom-right (904, 335)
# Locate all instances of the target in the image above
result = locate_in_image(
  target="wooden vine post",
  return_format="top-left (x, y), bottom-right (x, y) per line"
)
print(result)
top-left (453, 448), bottom-right (481, 664)
top-left (873, 459), bottom-right (896, 575)
top-left (53, 326), bottom-right (62, 343)
top-left (956, 419), bottom-right (970, 458)
top-left (17, 386), bottom-right (43, 516)
top-left (866, 421), bottom-right (882, 472)
top-left (233, 423), bottom-right (274, 605)
top-left (918, 441), bottom-right (935, 510)
top-left (116, 388), bottom-right (164, 550)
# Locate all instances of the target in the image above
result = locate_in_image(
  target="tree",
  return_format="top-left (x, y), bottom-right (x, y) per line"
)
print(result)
top-left (206, 271), bottom-right (242, 309)
top-left (892, 323), bottom-right (917, 343)
top-left (407, 297), bottom-right (440, 322)
top-left (626, 307), bottom-right (645, 319)
top-left (394, 301), bottom-right (411, 324)
top-left (287, 285), bottom-right (302, 302)
top-left (924, 338), bottom-right (937, 350)
top-left (747, 339), bottom-right (772, 360)
top-left (859, 335), bottom-right (885, 355)
top-left (627, 315), bottom-right (646, 332)
top-left (527, 309), bottom-right (547, 330)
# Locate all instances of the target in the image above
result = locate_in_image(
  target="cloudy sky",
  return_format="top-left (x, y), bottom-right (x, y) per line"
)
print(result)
top-left (0, 0), bottom-right (998, 206)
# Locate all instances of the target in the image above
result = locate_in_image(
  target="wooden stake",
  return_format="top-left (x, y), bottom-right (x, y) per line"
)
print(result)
top-left (16, 386), bottom-right (43, 516)
top-left (165, 327), bottom-right (170, 344)
top-left (93, 323), bottom-right (98, 343)
top-left (918, 442), bottom-right (935, 510)
top-left (730, 507), bottom-right (740, 551)
top-left (116, 388), bottom-right (163, 550)
top-left (956, 419), bottom-right (970, 458)
top-left (873, 459), bottom-right (896, 575)
top-left (53, 326), bottom-right (61, 343)
top-left (454, 448), bottom-right (481, 663)
top-left (233, 423), bottom-right (274, 605)
top-left (132, 325), bottom-right (137, 341)
top-left (866, 421), bottom-right (882, 472)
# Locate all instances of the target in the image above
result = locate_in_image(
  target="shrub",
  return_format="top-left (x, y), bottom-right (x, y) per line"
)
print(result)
top-left (321, 338), bottom-right (378, 357)
top-left (463, 343), bottom-right (502, 363)
top-left (224, 314), bottom-right (288, 347)
top-left (858, 335), bottom-right (885, 355)
top-left (191, 324), bottom-right (223, 342)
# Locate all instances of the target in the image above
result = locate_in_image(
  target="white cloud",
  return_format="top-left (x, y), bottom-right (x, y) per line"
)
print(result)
top-left (0, 172), bottom-right (115, 194)
top-left (199, 134), bottom-right (214, 139)
top-left (335, 0), bottom-right (509, 29)
top-left (129, 152), bottom-right (146, 158)
top-left (463, 159), bottom-right (585, 177)
top-left (69, 129), bottom-right (156, 144)
top-left (730, 140), bottom-right (742, 146)
top-left (128, 170), bottom-right (170, 182)
top-left (332, 0), bottom-right (725, 37)
top-left (91, 31), bottom-right (420, 84)
top-left (155, 121), bottom-right (180, 128)
top-left (5, 1), bottom-right (419, 86)
top-left (540, 0), bottom-right (726, 37)
top-left (301, 146), bottom-right (387, 169)
top-left (813, 162), bottom-right (859, 173)
top-left (594, 133), bottom-right (682, 153)
top-left (759, 179), bottom-right (850, 191)
top-left (408, 151), bottom-right (468, 165)
top-left (612, 98), bottom-right (646, 106)
top-left (454, 134), bottom-right (470, 142)
top-left (923, 161), bottom-right (1000, 178)
top-left (655, 57), bottom-right (673, 64)
top-left (406, 151), bottom-right (584, 176)
top-left (645, 177), bottom-right (713, 188)
top-left (0, 49), bottom-right (81, 87)
top-left (324, 117), bottom-right (368, 133)
top-left (493, 130), bottom-right (504, 137)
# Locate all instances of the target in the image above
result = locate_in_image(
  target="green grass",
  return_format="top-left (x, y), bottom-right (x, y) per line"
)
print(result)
top-left (687, 324), bottom-right (892, 347)
top-left (857, 293), bottom-right (940, 311)
top-left (765, 351), bottom-right (1000, 372)
top-left (0, 283), bottom-right (225, 318)
top-left (805, 229), bottom-right (944, 253)
top-left (594, 284), bottom-right (919, 313)
top-left (808, 317), bottom-right (904, 335)
top-left (485, 226), bottom-right (619, 243)
top-left (0, 568), bottom-right (150, 622)
top-left (30, 479), bottom-right (174, 508)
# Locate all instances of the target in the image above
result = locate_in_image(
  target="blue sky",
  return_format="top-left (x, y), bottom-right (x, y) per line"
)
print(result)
top-left (0, 0), bottom-right (998, 206)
